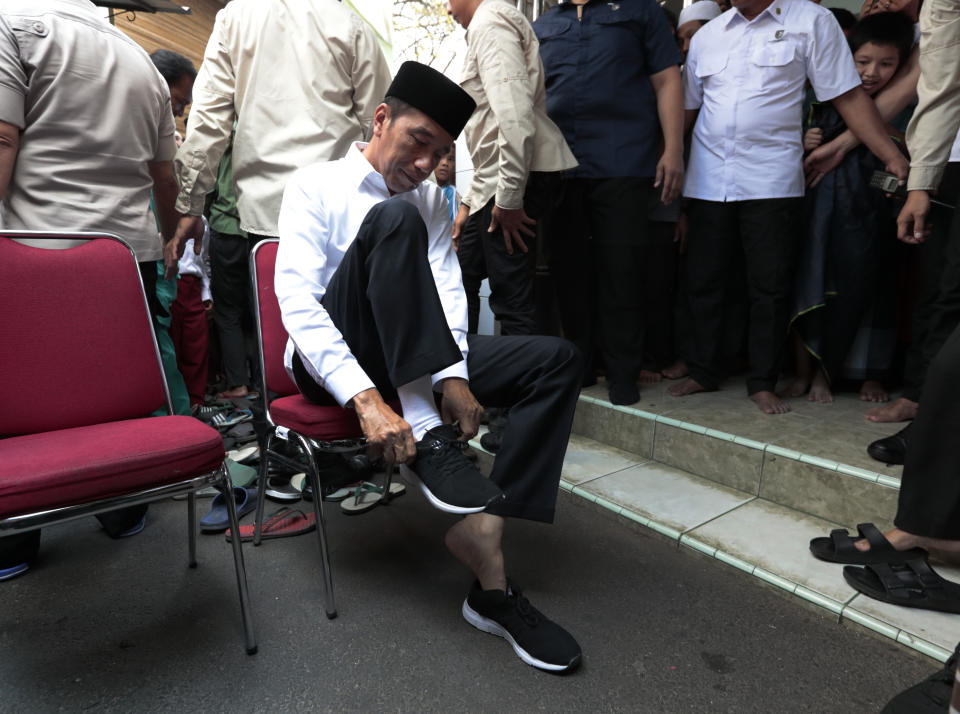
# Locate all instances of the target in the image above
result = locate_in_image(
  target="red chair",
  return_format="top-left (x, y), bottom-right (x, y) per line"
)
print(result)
top-left (0, 232), bottom-right (257, 654)
top-left (250, 238), bottom-right (398, 619)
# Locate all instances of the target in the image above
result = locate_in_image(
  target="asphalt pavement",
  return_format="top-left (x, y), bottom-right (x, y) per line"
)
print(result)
top-left (0, 488), bottom-right (937, 713)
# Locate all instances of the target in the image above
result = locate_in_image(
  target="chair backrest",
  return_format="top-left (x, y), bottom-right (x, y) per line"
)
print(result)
top-left (0, 233), bottom-right (169, 437)
top-left (251, 239), bottom-right (298, 397)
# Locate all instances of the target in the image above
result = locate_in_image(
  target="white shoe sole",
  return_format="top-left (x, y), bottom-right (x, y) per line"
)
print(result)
top-left (398, 464), bottom-right (488, 515)
top-left (461, 599), bottom-right (575, 672)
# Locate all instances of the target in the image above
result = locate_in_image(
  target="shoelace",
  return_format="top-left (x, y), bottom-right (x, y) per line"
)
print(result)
top-left (510, 588), bottom-right (541, 627)
top-left (425, 439), bottom-right (466, 480)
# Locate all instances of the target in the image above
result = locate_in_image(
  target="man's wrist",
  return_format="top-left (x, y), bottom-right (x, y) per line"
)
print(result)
top-left (348, 387), bottom-right (384, 411)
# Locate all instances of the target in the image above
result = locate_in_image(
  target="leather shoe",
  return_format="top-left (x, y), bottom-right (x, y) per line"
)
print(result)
top-left (867, 424), bottom-right (911, 465)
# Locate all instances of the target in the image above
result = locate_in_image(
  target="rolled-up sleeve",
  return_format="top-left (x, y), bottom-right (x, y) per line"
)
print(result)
top-left (472, 13), bottom-right (535, 211)
top-left (424, 192), bottom-right (469, 386)
top-left (0, 17), bottom-right (26, 129)
top-left (174, 9), bottom-right (237, 216)
top-left (275, 170), bottom-right (376, 407)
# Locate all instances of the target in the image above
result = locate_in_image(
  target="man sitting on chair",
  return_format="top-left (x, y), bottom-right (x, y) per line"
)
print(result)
top-left (275, 61), bottom-right (583, 672)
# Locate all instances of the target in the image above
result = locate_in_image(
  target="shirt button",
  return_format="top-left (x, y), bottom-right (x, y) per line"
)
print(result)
top-left (31, 21), bottom-right (48, 36)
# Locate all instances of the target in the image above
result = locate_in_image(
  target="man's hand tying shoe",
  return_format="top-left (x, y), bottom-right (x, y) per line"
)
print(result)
top-left (440, 377), bottom-right (483, 440)
top-left (352, 389), bottom-right (416, 465)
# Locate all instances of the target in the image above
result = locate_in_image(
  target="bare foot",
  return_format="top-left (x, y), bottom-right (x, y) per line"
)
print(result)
top-left (780, 376), bottom-right (811, 398)
top-left (859, 380), bottom-right (889, 403)
top-left (751, 390), bottom-right (790, 414)
top-left (218, 385), bottom-right (249, 399)
top-left (807, 370), bottom-right (833, 403)
top-left (661, 361), bottom-right (689, 380)
top-left (667, 377), bottom-right (708, 397)
top-left (865, 396), bottom-right (917, 423)
top-left (854, 527), bottom-right (960, 565)
top-left (444, 513), bottom-right (506, 592)
top-left (639, 369), bottom-right (663, 385)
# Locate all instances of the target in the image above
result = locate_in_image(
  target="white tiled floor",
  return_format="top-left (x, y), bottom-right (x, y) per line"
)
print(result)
top-left (560, 434), bottom-right (643, 485)
top-left (685, 499), bottom-right (858, 606)
top-left (577, 462), bottom-right (754, 535)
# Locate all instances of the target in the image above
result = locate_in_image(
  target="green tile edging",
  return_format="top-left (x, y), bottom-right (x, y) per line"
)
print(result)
top-left (564, 480), bottom-right (949, 664)
top-left (576, 394), bottom-right (899, 492)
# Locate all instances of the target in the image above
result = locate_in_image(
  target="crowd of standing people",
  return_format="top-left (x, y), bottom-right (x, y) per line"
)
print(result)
top-left (2, 0), bottom-right (960, 698)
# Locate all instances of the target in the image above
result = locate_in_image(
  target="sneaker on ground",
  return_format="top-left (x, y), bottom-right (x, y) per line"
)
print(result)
top-left (462, 579), bottom-right (582, 672)
top-left (479, 430), bottom-right (501, 453)
top-left (401, 424), bottom-right (503, 514)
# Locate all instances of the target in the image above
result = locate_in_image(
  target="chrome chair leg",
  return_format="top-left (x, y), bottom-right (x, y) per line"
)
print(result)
top-left (293, 433), bottom-right (337, 619)
top-left (220, 463), bottom-right (258, 655)
top-left (253, 430), bottom-right (273, 546)
top-left (187, 491), bottom-right (198, 568)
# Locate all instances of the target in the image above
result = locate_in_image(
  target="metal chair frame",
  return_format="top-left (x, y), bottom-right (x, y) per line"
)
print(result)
top-left (249, 238), bottom-right (395, 620)
top-left (0, 231), bottom-right (257, 655)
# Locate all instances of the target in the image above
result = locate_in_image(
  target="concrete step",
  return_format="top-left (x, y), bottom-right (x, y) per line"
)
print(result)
top-left (572, 382), bottom-right (905, 533)
top-left (470, 393), bottom-right (959, 665)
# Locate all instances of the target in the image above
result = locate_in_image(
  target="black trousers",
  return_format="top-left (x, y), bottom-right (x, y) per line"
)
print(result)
top-left (684, 198), bottom-right (804, 394)
top-left (901, 163), bottom-right (960, 402)
top-left (894, 322), bottom-right (960, 538)
top-left (543, 177), bottom-right (658, 385)
top-left (210, 229), bottom-right (259, 390)
top-left (293, 198), bottom-right (583, 523)
top-left (458, 171), bottom-right (560, 336)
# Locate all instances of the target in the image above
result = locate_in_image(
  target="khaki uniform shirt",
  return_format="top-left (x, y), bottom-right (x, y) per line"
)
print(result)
top-left (905, 0), bottom-right (960, 191)
top-left (460, 0), bottom-right (577, 214)
top-left (0, 0), bottom-right (176, 262)
top-left (174, 0), bottom-right (391, 237)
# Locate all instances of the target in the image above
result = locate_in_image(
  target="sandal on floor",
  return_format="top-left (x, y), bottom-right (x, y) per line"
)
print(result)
top-left (200, 487), bottom-right (257, 532)
top-left (843, 559), bottom-right (960, 614)
top-left (210, 409), bottom-right (253, 429)
top-left (225, 508), bottom-right (316, 542)
top-left (340, 481), bottom-right (406, 516)
top-left (809, 523), bottom-right (927, 565)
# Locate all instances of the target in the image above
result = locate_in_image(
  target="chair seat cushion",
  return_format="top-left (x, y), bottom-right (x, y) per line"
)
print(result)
top-left (0, 416), bottom-right (224, 519)
top-left (269, 395), bottom-right (365, 440)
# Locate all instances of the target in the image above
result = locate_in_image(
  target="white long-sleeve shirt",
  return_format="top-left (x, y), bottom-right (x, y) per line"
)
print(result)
top-left (275, 143), bottom-right (469, 407)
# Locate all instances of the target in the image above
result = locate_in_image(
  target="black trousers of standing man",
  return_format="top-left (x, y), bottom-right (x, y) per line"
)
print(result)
top-left (458, 172), bottom-right (560, 336)
top-left (894, 322), bottom-right (960, 538)
top-left (292, 198), bottom-right (583, 523)
top-left (684, 198), bottom-right (804, 395)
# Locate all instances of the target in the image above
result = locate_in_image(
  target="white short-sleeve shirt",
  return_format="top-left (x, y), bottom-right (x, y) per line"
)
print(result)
top-left (682, 0), bottom-right (862, 201)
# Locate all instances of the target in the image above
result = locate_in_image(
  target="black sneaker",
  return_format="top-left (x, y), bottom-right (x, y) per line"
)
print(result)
top-left (881, 641), bottom-right (958, 713)
top-left (461, 579), bottom-right (582, 672)
top-left (401, 424), bottom-right (503, 514)
top-left (479, 430), bottom-right (501, 453)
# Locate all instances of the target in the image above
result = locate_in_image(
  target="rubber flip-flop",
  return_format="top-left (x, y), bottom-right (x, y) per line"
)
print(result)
top-left (0, 562), bottom-right (29, 582)
top-left (227, 461), bottom-right (258, 489)
top-left (843, 559), bottom-right (960, 614)
top-left (809, 522), bottom-right (928, 565)
top-left (340, 481), bottom-right (406, 516)
top-left (225, 508), bottom-right (316, 542)
top-left (289, 476), bottom-right (362, 503)
top-left (211, 409), bottom-right (253, 429)
top-left (227, 445), bottom-right (259, 464)
top-left (265, 475), bottom-right (301, 503)
top-left (200, 487), bottom-right (257, 532)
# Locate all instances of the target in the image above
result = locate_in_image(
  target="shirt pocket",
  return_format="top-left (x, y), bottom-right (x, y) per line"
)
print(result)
top-left (750, 39), bottom-right (798, 90)
top-left (694, 51), bottom-right (729, 81)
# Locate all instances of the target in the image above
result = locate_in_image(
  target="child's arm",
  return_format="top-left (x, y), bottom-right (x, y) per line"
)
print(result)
top-left (804, 128), bottom-right (824, 153)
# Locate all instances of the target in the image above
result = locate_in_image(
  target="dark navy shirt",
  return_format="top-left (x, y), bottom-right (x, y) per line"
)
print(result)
top-left (533, 0), bottom-right (681, 179)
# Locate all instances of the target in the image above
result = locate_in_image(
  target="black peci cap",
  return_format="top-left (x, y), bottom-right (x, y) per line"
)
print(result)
top-left (385, 61), bottom-right (477, 139)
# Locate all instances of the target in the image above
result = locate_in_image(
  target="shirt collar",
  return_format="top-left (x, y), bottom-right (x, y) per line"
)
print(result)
top-left (723, 0), bottom-right (785, 28)
top-left (345, 142), bottom-right (389, 193)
